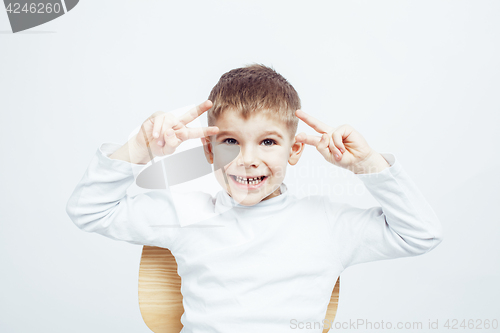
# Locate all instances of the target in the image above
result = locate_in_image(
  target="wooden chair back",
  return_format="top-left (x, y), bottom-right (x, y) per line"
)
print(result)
top-left (138, 246), bottom-right (340, 333)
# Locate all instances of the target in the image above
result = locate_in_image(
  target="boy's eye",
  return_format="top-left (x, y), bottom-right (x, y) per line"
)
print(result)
top-left (221, 138), bottom-right (277, 146)
top-left (262, 139), bottom-right (276, 146)
top-left (223, 138), bottom-right (238, 145)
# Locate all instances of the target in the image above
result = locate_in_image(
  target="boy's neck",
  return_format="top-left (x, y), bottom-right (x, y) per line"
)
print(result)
top-left (226, 184), bottom-right (283, 202)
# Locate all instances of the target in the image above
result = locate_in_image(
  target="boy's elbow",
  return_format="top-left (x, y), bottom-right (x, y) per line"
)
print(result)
top-left (429, 222), bottom-right (445, 250)
top-left (65, 195), bottom-right (90, 230)
top-left (399, 219), bottom-right (444, 255)
top-left (65, 197), bottom-right (81, 228)
top-left (415, 220), bottom-right (445, 254)
top-left (66, 195), bottom-right (75, 218)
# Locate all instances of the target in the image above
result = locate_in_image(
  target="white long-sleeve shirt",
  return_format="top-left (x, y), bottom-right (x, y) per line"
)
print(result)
top-left (66, 143), bottom-right (444, 333)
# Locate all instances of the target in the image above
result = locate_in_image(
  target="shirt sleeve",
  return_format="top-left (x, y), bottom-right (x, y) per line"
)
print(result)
top-left (65, 142), bottom-right (182, 248)
top-left (324, 153), bottom-right (444, 270)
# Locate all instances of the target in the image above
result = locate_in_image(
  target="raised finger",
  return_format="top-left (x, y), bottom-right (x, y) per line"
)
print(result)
top-left (178, 100), bottom-right (213, 126)
top-left (295, 109), bottom-right (333, 135)
top-left (295, 132), bottom-right (322, 146)
top-left (182, 126), bottom-right (219, 141)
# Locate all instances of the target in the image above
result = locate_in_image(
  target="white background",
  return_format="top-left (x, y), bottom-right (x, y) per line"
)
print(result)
top-left (1, 1), bottom-right (499, 332)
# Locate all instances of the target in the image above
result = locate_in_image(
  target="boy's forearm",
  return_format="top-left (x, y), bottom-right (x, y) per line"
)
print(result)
top-left (352, 151), bottom-right (391, 174)
top-left (66, 141), bottom-right (180, 248)
top-left (109, 139), bottom-right (151, 165)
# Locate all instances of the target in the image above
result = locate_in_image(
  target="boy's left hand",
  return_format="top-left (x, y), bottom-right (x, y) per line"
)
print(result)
top-left (294, 109), bottom-right (390, 174)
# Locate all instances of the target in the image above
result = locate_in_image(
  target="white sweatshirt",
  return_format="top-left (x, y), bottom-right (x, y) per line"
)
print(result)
top-left (66, 143), bottom-right (444, 333)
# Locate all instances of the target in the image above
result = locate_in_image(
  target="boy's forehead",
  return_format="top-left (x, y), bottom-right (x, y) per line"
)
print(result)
top-left (215, 111), bottom-right (287, 134)
top-left (216, 109), bottom-right (282, 127)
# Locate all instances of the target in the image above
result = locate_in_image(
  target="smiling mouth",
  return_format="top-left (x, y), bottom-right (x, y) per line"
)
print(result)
top-left (229, 175), bottom-right (268, 185)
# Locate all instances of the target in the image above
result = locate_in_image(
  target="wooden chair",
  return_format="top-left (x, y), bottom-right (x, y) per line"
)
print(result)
top-left (138, 246), bottom-right (340, 333)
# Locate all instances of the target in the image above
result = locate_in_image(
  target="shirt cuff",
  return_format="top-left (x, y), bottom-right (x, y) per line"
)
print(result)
top-left (97, 142), bottom-right (148, 177)
top-left (354, 152), bottom-right (402, 182)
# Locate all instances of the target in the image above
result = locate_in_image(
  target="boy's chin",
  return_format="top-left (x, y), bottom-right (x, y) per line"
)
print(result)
top-left (227, 186), bottom-right (282, 206)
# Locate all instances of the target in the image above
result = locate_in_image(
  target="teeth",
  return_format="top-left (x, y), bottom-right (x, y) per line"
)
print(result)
top-left (234, 176), bottom-right (265, 185)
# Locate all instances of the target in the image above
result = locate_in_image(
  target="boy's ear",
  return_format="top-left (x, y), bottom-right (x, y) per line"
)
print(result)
top-left (288, 139), bottom-right (305, 166)
top-left (201, 136), bottom-right (214, 164)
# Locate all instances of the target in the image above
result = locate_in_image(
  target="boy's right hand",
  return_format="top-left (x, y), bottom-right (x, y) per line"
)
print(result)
top-left (133, 100), bottom-right (219, 158)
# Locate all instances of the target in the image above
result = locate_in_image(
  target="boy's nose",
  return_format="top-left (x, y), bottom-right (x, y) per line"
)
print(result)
top-left (237, 147), bottom-right (260, 167)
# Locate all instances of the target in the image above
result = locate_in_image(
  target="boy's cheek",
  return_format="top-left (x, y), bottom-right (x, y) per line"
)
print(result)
top-left (213, 168), bottom-right (227, 185)
top-left (270, 164), bottom-right (287, 179)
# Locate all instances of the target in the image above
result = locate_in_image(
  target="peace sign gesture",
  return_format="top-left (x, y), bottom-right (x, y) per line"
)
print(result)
top-left (134, 100), bottom-right (219, 158)
top-left (294, 109), bottom-right (388, 174)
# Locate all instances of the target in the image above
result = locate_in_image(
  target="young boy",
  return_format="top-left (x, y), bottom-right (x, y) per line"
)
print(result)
top-left (66, 64), bottom-right (443, 333)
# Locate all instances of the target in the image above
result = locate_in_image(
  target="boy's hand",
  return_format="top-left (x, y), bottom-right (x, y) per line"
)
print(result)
top-left (294, 109), bottom-right (390, 174)
top-left (133, 100), bottom-right (219, 158)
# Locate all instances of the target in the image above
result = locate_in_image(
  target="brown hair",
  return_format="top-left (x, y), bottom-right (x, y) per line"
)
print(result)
top-left (207, 63), bottom-right (301, 141)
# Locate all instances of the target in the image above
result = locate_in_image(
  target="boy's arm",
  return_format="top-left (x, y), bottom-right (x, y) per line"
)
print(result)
top-left (324, 153), bottom-right (444, 270)
top-left (65, 142), bottom-right (182, 248)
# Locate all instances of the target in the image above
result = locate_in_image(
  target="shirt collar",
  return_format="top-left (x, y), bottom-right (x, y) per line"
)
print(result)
top-left (214, 182), bottom-right (290, 218)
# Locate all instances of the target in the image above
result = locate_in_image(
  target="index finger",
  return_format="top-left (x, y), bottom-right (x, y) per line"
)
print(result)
top-left (295, 109), bottom-right (333, 135)
top-left (177, 100), bottom-right (213, 127)
top-left (296, 132), bottom-right (322, 146)
top-left (180, 126), bottom-right (220, 141)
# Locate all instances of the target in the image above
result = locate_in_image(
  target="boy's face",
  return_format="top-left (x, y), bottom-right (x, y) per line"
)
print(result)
top-left (203, 110), bottom-right (304, 206)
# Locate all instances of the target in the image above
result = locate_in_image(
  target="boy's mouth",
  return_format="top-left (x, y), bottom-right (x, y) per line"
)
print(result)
top-left (229, 174), bottom-right (268, 186)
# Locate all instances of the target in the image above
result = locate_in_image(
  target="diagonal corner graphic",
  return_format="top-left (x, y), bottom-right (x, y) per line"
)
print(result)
top-left (136, 140), bottom-right (243, 228)
top-left (3, 0), bottom-right (79, 33)
top-left (136, 143), bottom-right (240, 189)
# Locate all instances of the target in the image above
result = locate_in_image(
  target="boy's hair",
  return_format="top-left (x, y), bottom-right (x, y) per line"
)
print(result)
top-left (207, 63), bottom-right (301, 141)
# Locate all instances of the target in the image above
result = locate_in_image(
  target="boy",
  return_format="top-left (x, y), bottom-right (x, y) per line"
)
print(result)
top-left (66, 64), bottom-right (443, 333)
